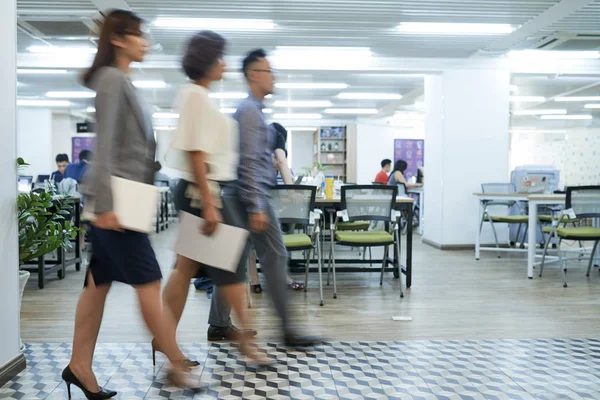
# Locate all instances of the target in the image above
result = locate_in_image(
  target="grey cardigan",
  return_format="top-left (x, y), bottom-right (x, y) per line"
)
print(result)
top-left (81, 66), bottom-right (156, 214)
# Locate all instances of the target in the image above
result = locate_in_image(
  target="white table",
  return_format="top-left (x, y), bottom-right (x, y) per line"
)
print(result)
top-left (408, 188), bottom-right (424, 235)
top-left (474, 193), bottom-right (565, 279)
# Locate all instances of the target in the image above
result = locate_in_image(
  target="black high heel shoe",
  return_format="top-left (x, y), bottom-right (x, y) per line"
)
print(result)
top-left (151, 339), bottom-right (200, 368)
top-left (62, 366), bottom-right (117, 399)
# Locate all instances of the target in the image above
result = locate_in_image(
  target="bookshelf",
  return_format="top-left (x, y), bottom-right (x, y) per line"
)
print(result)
top-left (313, 127), bottom-right (347, 181)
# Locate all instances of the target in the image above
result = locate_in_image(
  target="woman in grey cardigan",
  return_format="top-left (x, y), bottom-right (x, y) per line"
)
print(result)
top-left (61, 10), bottom-right (197, 399)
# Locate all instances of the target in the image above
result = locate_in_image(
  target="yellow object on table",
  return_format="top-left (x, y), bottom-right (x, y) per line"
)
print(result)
top-left (325, 175), bottom-right (334, 199)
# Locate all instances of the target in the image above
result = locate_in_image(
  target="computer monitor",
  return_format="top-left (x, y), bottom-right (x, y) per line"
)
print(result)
top-left (18, 176), bottom-right (33, 193)
top-left (37, 174), bottom-right (50, 183)
top-left (294, 175), bottom-right (304, 185)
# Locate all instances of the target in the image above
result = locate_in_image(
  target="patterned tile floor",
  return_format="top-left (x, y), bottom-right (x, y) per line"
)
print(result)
top-left (1, 339), bottom-right (600, 399)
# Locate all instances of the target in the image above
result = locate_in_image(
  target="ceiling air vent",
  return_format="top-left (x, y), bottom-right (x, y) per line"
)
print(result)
top-left (535, 32), bottom-right (600, 51)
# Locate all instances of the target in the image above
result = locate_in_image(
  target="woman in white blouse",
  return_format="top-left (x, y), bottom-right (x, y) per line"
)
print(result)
top-left (156, 31), bottom-right (266, 365)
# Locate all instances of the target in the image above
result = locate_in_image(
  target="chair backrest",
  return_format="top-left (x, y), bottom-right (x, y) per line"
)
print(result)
top-left (271, 185), bottom-right (317, 225)
top-left (566, 186), bottom-right (600, 218)
top-left (481, 183), bottom-right (516, 194)
top-left (397, 183), bottom-right (407, 196)
top-left (341, 185), bottom-right (397, 222)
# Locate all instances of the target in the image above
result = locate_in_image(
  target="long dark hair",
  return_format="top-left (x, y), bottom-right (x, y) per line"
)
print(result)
top-left (83, 9), bottom-right (142, 86)
top-left (392, 159), bottom-right (408, 174)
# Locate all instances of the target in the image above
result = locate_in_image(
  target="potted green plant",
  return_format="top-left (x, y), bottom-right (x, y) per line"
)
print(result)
top-left (17, 157), bottom-right (80, 351)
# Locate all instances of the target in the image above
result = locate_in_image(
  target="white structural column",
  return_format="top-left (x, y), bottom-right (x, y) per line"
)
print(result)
top-left (423, 69), bottom-right (510, 248)
top-left (0, 0), bottom-right (24, 376)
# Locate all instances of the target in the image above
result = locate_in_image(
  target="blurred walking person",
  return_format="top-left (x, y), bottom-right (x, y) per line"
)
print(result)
top-left (62, 10), bottom-right (197, 399)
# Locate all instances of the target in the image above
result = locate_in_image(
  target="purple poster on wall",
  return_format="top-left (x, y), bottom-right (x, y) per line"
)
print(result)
top-left (393, 139), bottom-right (424, 181)
top-left (72, 137), bottom-right (96, 163)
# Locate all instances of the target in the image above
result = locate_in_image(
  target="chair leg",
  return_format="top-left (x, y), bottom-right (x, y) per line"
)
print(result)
top-left (380, 246), bottom-right (388, 286)
top-left (317, 232), bottom-right (324, 306)
top-left (520, 223), bottom-right (529, 249)
top-left (332, 240), bottom-right (338, 299)
top-left (304, 247), bottom-right (312, 292)
top-left (539, 228), bottom-right (554, 278)
top-left (487, 218), bottom-right (501, 258)
top-left (327, 240), bottom-right (332, 286)
top-left (558, 239), bottom-right (567, 288)
top-left (515, 223), bottom-right (522, 248)
top-left (586, 240), bottom-right (600, 277)
top-left (395, 229), bottom-right (404, 298)
top-left (369, 247), bottom-right (372, 267)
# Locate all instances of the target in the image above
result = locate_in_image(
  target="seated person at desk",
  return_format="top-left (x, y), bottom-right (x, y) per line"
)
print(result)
top-left (417, 167), bottom-right (424, 185)
top-left (374, 158), bottom-right (392, 184)
top-left (64, 149), bottom-right (93, 183)
top-left (51, 153), bottom-right (70, 184)
top-left (387, 159), bottom-right (423, 190)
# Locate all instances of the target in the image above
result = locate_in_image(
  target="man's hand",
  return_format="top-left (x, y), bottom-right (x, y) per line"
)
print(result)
top-left (93, 211), bottom-right (122, 231)
top-left (249, 212), bottom-right (269, 233)
top-left (202, 205), bottom-right (222, 236)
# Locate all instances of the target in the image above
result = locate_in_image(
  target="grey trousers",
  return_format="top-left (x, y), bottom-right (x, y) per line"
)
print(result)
top-left (208, 199), bottom-right (290, 331)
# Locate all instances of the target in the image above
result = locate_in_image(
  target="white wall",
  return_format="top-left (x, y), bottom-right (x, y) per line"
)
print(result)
top-left (0, 0), bottom-right (21, 369)
top-left (52, 113), bottom-right (76, 162)
top-left (355, 123), bottom-right (425, 185)
top-left (425, 69), bottom-right (510, 247)
top-left (17, 108), bottom-right (53, 178)
top-left (290, 131), bottom-right (314, 175)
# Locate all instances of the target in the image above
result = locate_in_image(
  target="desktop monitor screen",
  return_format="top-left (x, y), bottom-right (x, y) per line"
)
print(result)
top-left (18, 176), bottom-right (33, 193)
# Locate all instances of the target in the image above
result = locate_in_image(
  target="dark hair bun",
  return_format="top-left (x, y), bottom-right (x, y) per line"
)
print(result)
top-left (182, 30), bottom-right (226, 81)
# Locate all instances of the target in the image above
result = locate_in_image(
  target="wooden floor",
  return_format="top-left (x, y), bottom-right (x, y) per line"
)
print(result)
top-left (20, 225), bottom-right (600, 344)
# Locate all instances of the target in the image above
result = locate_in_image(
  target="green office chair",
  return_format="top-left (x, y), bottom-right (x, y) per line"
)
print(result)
top-left (328, 185), bottom-right (403, 299)
top-left (479, 183), bottom-right (529, 256)
top-left (271, 185), bottom-right (324, 306)
top-left (539, 186), bottom-right (600, 287)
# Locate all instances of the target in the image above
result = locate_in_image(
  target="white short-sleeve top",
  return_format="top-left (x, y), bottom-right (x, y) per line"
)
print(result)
top-left (167, 84), bottom-right (239, 182)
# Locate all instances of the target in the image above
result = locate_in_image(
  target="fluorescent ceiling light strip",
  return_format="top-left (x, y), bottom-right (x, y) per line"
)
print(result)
top-left (272, 113), bottom-right (322, 120)
top-left (511, 129), bottom-right (567, 134)
top-left (155, 126), bottom-right (177, 131)
top-left (510, 96), bottom-right (545, 102)
top-left (153, 18), bottom-right (275, 30)
top-left (17, 69), bottom-right (68, 75)
top-left (397, 22), bottom-right (514, 35)
top-left (132, 80), bottom-right (167, 89)
top-left (220, 108), bottom-right (236, 114)
top-left (286, 127), bottom-right (317, 131)
top-left (540, 115), bottom-right (592, 120)
top-left (276, 83), bottom-right (348, 90)
top-left (28, 45), bottom-right (97, 54)
top-left (324, 108), bottom-right (378, 115)
top-left (393, 113), bottom-right (425, 120)
top-left (209, 92), bottom-right (248, 99)
top-left (86, 107), bottom-right (96, 113)
top-left (584, 104), bottom-right (600, 109)
top-left (509, 85), bottom-right (518, 92)
top-left (513, 109), bottom-right (566, 116)
top-left (273, 100), bottom-right (332, 108)
top-left (555, 96), bottom-right (600, 102)
top-left (46, 91), bottom-right (95, 99)
top-left (262, 108), bottom-right (273, 114)
top-left (508, 50), bottom-right (600, 60)
top-left (414, 102), bottom-right (425, 109)
top-left (18, 99), bottom-right (71, 107)
top-left (337, 93), bottom-right (403, 100)
top-left (274, 46), bottom-right (372, 57)
top-left (153, 112), bottom-right (179, 119)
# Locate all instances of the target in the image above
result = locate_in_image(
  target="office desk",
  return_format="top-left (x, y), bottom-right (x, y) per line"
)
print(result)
top-left (315, 196), bottom-right (415, 288)
top-left (408, 188), bottom-right (424, 235)
top-left (473, 193), bottom-right (565, 279)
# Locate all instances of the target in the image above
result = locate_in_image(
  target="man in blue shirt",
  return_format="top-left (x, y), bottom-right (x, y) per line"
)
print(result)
top-left (64, 149), bottom-right (93, 183)
top-left (51, 153), bottom-right (70, 184)
top-left (208, 49), bottom-right (321, 347)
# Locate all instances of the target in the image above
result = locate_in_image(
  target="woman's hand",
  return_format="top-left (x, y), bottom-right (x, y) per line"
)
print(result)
top-left (202, 205), bottom-right (222, 236)
top-left (93, 211), bottom-right (122, 231)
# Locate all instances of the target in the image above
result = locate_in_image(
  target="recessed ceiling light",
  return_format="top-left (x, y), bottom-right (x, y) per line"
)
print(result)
top-left (272, 113), bottom-right (322, 119)
top-left (273, 100), bottom-right (332, 108)
top-left (540, 115), bottom-right (592, 120)
top-left (513, 109), bottom-right (567, 116)
top-left (324, 108), bottom-right (378, 115)
top-left (276, 83), bottom-right (349, 90)
top-left (18, 99), bottom-right (71, 107)
top-left (46, 91), bottom-right (95, 99)
top-left (397, 22), bottom-right (515, 35)
top-left (17, 69), bottom-right (69, 75)
top-left (337, 93), bottom-right (403, 100)
top-left (584, 104), bottom-right (600, 109)
top-left (153, 18), bottom-right (275, 30)
top-left (555, 96), bottom-right (600, 102)
top-left (27, 45), bottom-right (97, 54)
top-left (209, 92), bottom-right (248, 99)
top-left (153, 112), bottom-right (179, 119)
top-left (510, 96), bottom-right (545, 102)
top-left (132, 80), bottom-right (167, 89)
top-left (508, 50), bottom-right (600, 60)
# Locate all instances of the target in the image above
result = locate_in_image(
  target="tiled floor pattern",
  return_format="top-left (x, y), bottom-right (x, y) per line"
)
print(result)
top-left (1, 339), bottom-right (600, 399)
